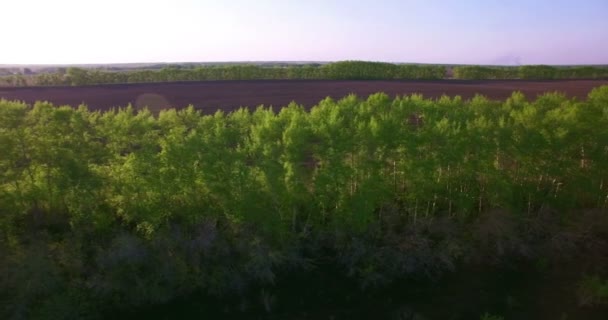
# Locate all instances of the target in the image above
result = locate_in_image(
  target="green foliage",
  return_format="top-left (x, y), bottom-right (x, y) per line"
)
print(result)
top-left (453, 65), bottom-right (608, 80)
top-left (480, 313), bottom-right (504, 320)
top-left (1, 62), bottom-right (446, 86)
top-left (453, 66), bottom-right (518, 79)
top-left (578, 275), bottom-right (608, 306)
top-left (1, 87), bottom-right (608, 317)
top-left (2, 63), bottom-right (607, 86)
top-left (2, 86), bottom-right (606, 238)
top-left (321, 61), bottom-right (445, 80)
top-left (518, 65), bottom-right (559, 79)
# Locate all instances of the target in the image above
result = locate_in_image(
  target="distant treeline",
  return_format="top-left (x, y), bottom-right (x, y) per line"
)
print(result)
top-left (0, 61), bottom-right (446, 86)
top-left (452, 65), bottom-right (608, 80)
top-left (1, 62), bottom-right (607, 87)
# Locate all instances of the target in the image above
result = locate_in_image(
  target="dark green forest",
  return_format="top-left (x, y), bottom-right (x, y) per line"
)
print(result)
top-left (1, 87), bottom-right (608, 319)
top-left (2, 61), bottom-right (607, 87)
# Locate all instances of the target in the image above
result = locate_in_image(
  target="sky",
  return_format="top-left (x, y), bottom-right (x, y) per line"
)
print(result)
top-left (2, 0), bottom-right (607, 65)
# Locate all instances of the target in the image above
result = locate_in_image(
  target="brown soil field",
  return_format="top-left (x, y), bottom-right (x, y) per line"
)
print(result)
top-left (1, 80), bottom-right (607, 114)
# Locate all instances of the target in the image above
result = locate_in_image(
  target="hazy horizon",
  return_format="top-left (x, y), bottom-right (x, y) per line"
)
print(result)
top-left (2, 0), bottom-right (607, 65)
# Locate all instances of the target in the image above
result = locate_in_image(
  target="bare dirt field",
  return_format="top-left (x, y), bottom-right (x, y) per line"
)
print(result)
top-left (1, 80), bottom-right (606, 113)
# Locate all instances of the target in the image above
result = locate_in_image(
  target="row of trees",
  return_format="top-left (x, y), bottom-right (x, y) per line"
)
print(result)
top-left (0, 74), bottom-right (29, 86)
top-left (3, 63), bottom-right (606, 87)
top-left (453, 65), bottom-right (608, 80)
top-left (0, 61), bottom-right (447, 87)
top-left (1, 87), bottom-right (607, 318)
top-left (4, 89), bottom-right (606, 234)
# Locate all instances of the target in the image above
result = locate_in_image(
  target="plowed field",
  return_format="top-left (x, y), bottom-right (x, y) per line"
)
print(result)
top-left (1, 79), bottom-right (606, 113)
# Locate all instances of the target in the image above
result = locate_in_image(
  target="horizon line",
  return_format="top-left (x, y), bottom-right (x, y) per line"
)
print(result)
top-left (1, 60), bottom-right (608, 68)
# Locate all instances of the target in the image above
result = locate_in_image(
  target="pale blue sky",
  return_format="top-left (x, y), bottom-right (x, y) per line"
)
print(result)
top-left (2, 0), bottom-right (607, 65)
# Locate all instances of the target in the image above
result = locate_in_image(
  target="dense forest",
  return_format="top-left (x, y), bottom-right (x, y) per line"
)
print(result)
top-left (2, 61), bottom-right (607, 87)
top-left (1, 87), bottom-right (608, 319)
